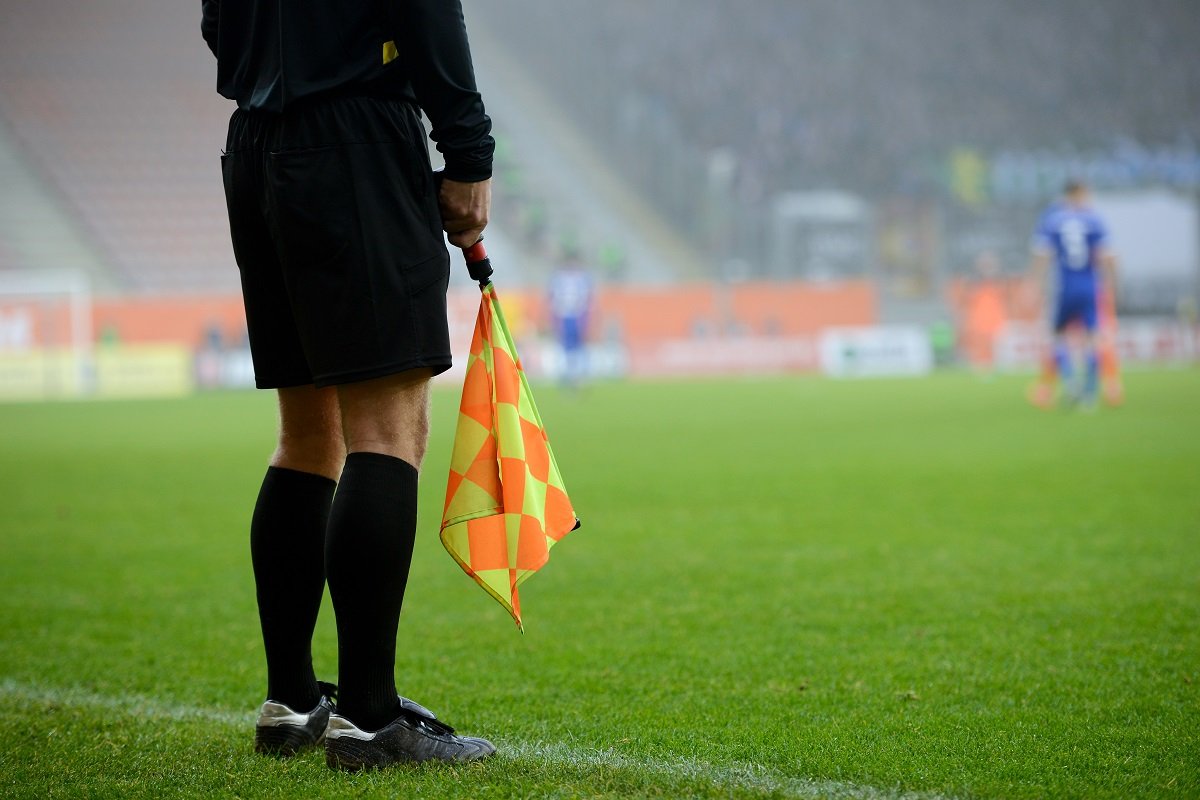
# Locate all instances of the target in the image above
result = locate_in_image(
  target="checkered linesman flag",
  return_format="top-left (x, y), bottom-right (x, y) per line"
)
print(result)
top-left (440, 242), bottom-right (580, 631)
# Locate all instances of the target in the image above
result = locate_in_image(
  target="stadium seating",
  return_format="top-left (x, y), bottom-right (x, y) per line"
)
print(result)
top-left (0, 1), bottom-right (236, 291)
top-left (468, 0), bottom-right (1200, 278)
top-left (470, 0), bottom-right (1199, 201)
top-left (0, 0), bottom-right (1195, 292)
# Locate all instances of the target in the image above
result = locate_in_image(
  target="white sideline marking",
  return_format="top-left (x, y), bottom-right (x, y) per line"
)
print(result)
top-left (0, 679), bottom-right (249, 726)
top-left (1, 679), bottom-right (957, 800)
top-left (498, 740), bottom-right (957, 800)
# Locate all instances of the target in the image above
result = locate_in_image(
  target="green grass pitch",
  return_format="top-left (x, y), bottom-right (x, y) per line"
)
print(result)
top-left (1, 370), bottom-right (1197, 799)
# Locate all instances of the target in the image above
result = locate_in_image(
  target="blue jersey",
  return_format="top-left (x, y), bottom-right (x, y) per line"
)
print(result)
top-left (548, 268), bottom-right (594, 323)
top-left (548, 267), bottom-right (594, 352)
top-left (1033, 202), bottom-right (1109, 298)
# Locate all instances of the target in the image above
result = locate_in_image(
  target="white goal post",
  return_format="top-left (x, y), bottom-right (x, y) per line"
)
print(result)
top-left (0, 269), bottom-right (94, 399)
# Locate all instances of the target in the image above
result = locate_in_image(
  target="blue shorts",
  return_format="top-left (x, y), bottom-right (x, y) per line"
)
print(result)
top-left (557, 317), bottom-right (585, 352)
top-left (1054, 291), bottom-right (1098, 333)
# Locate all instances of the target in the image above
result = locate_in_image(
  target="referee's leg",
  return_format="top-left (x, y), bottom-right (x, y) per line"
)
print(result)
top-left (336, 369), bottom-right (433, 467)
top-left (324, 368), bottom-right (433, 731)
top-left (250, 385), bottom-right (343, 716)
top-left (273, 385), bottom-right (345, 479)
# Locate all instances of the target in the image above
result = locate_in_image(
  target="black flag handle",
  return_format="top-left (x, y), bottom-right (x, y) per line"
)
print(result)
top-left (462, 239), bottom-right (493, 288)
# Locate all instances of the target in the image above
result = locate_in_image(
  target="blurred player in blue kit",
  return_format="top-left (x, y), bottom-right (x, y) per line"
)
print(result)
top-left (1027, 180), bottom-right (1118, 409)
top-left (547, 248), bottom-right (594, 390)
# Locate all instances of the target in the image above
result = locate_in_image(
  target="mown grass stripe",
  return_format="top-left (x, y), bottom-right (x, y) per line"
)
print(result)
top-left (0, 679), bottom-right (957, 800)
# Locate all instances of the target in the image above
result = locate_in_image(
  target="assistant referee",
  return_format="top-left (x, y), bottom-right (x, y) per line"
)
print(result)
top-left (202, 0), bottom-right (496, 769)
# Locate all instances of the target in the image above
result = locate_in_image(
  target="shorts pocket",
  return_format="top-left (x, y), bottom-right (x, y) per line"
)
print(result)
top-left (267, 145), bottom-right (355, 270)
top-left (403, 250), bottom-right (451, 295)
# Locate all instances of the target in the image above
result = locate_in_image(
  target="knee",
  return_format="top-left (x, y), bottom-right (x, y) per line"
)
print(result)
top-left (273, 429), bottom-right (346, 480)
top-left (338, 369), bottom-right (433, 468)
top-left (342, 414), bottom-right (430, 468)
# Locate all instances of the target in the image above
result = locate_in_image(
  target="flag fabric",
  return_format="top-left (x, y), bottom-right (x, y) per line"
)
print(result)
top-left (440, 280), bottom-right (578, 631)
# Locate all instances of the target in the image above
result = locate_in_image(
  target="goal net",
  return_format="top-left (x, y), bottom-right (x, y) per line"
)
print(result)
top-left (0, 269), bottom-right (93, 400)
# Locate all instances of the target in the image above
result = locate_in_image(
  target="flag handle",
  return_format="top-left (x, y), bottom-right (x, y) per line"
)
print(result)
top-left (461, 240), bottom-right (494, 288)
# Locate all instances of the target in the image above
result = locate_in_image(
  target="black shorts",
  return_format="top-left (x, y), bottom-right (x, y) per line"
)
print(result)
top-left (221, 96), bottom-right (452, 389)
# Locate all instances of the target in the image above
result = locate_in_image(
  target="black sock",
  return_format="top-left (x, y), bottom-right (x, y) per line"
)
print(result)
top-left (325, 452), bottom-right (419, 731)
top-left (250, 466), bottom-right (336, 711)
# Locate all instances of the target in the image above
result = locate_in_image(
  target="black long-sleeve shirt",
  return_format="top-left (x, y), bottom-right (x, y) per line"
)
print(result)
top-left (201, 0), bottom-right (493, 181)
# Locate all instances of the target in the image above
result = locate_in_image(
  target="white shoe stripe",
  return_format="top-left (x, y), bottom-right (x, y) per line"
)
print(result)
top-left (324, 714), bottom-right (377, 742)
top-left (256, 700), bottom-right (316, 728)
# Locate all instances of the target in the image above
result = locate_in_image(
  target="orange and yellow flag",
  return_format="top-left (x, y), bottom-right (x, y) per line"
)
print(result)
top-left (441, 276), bottom-right (578, 631)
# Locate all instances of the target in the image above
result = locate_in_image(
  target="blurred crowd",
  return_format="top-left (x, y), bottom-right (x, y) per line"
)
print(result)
top-left (472, 0), bottom-right (1200, 239)
top-left (1, 1), bottom-right (1195, 292)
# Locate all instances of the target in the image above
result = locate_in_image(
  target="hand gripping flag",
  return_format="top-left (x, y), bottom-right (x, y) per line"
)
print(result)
top-left (441, 241), bottom-right (579, 631)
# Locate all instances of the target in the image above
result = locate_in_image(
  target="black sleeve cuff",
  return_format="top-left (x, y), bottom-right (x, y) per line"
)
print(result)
top-left (438, 131), bottom-right (494, 182)
top-left (441, 165), bottom-right (492, 182)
